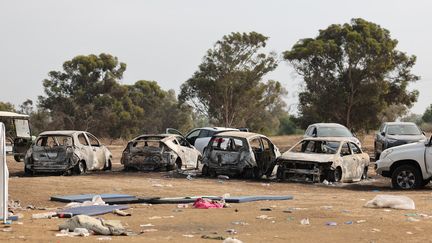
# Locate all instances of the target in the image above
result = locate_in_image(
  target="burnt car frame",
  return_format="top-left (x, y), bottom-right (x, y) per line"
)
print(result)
top-left (24, 131), bottom-right (112, 175)
top-left (276, 137), bottom-right (370, 183)
top-left (201, 131), bottom-right (280, 179)
top-left (121, 134), bottom-right (201, 171)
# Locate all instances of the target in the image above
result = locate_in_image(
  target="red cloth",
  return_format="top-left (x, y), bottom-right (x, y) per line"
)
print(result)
top-left (193, 198), bottom-right (224, 209)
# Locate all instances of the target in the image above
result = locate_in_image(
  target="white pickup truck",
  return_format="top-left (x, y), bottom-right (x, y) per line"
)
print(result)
top-left (375, 135), bottom-right (432, 189)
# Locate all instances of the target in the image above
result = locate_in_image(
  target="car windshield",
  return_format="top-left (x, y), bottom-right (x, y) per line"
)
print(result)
top-left (387, 124), bottom-right (421, 135)
top-left (317, 127), bottom-right (352, 137)
top-left (291, 140), bottom-right (340, 154)
top-left (210, 137), bottom-right (245, 152)
top-left (36, 135), bottom-right (73, 147)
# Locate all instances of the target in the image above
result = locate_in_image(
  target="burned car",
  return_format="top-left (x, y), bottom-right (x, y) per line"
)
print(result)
top-left (121, 134), bottom-right (201, 171)
top-left (276, 137), bottom-right (369, 183)
top-left (24, 131), bottom-right (112, 175)
top-left (201, 131), bottom-right (280, 179)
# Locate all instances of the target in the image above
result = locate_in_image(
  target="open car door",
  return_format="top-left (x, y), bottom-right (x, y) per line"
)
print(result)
top-left (166, 128), bottom-right (184, 137)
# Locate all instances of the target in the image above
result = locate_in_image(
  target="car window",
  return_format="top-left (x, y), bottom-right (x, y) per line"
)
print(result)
top-left (349, 142), bottom-right (362, 154)
top-left (262, 138), bottom-right (272, 151)
top-left (317, 127), bottom-right (353, 137)
top-left (176, 137), bottom-right (190, 147)
top-left (186, 129), bottom-right (201, 139)
top-left (250, 138), bottom-right (263, 151)
top-left (305, 127), bottom-right (312, 136)
top-left (386, 124), bottom-right (421, 135)
top-left (291, 140), bottom-right (339, 154)
top-left (86, 133), bottom-right (100, 147)
top-left (78, 133), bottom-right (89, 146)
top-left (210, 137), bottom-right (244, 151)
top-left (198, 130), bottom-right (211, 138)
top-left (341, 143), bottom-right (351, 156)
top-left (379, 124), bottom-right (385, 132)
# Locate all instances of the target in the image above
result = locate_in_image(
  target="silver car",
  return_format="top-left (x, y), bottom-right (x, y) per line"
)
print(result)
top-left (304, 123), bottom-right (361, 147)
top-left (24, 131), bottom-right (112, 175)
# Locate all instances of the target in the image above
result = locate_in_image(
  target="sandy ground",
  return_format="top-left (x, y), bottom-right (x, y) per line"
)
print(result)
top-left (2, 135), bottom-right (432, 243)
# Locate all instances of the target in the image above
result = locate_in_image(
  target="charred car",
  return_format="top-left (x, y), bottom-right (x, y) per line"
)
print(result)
top-left (24, 131), bottom-right (112, 175)
top-left (121, 134), bottom-right (201, 171)
top-left (276, 137), bottom-right (369, 183)
top-left (201, 131), bottom-right (280, 179)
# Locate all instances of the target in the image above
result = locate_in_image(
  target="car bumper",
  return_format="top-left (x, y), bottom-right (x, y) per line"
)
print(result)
top-left (375, 157), bottom-right (392, 176)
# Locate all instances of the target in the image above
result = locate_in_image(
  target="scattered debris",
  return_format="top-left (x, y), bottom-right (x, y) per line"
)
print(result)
top-left (183, 234), bottom-right (194, 238)
top-left (201, 235), bottom-right (225, 240)
top-left (356, 220), bottom-right (366, 224)
top-left (113, 209), bottom-right (131, 217)
top-left (65, 195), bottom-right (106, 208)
top-left (223, 237), bottom-right (243, 243)
top-left (260, 208), bottom-right (272, 211)
top-left (177, 204), bottom-right (189, 208)
top-left (32, 212), bottom-right (57, 219)
top-left (344, 221), bottom-right (353, 225)
top-left (193, 198), bottom-right (225, 209)
top-left (326, 222), bottom-right (337, 226)
top-left (97, 236), bottom-right (112, 240)
top-left (371, 228), bottom-right (381, 233)
top-left (186, 175), bottom-right (193, 180)
top-left (59, 215), bottom-right (127, 235)
top-left (141, 229), bottom-right (158, 233)
top-left (55, 228), bottom-right (90, 237)
top-left (406, 232), bottom-right (414, 235)
top-left (218, 175), bottom-right (230, 180)
top-left (407, 217), bottom-right (420, 222)
top-left (256, 215), bottom-right (274, 220)
top-left (231, 221), bottom-right (248, 226)
top-left (261, 183), bottom-right (270, 187)
top-left (226, 229), bottom-right (237, 235)
top-left (300, 218), bottom-right (310, 225)
top-left (364, 195), bottom-right (415, 210)
top-left (140, 224), bottom-right (155, 227)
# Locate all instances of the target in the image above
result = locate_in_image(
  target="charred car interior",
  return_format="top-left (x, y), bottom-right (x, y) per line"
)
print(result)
top-left (121, 134), bottom-right (201, 171)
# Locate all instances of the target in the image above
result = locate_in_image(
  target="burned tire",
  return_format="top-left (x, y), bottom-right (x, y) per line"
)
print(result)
top-left (391, 165), bottom-right (422, 190)
top-left (276, 166), bottom-right (284, 180)
top-left (201, 164), bottom-right (209, 177)
top-left (103, 159), bottom-right (112, 171)
top-left (24, 166), bottom-right (33, 176)
top-left (74, 161), bottom-right (86, 175)
top-left (243, 167), bottom-right (257, 179)
top-left (14, 155), bottom-right (23, 162)
top-left (328, 167), bottom-right (342, 182)
top-left (361, 166), bottom-right (368, 180)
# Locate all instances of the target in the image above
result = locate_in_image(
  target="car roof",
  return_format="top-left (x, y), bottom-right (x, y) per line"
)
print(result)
top-left (39, 130), bottom-right (83, 136)
top-left (213, 131), bottom-right (264, 139)
top-left (198, 127), bottom-right (239, 132)
top-left (0, 111), bottom-right (29, 119)
top-left (309, 123), bottom-right (346, 128)
top-left (301, 137), bottom-right (353, 142)
top-left (132, 134), bottom-right (178, 141)
top-left (384, 122), bottom-right (417, 126)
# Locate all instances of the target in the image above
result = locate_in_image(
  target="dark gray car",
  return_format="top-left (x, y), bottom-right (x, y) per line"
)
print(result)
top-left (374, 122), bottom-right (426, 159)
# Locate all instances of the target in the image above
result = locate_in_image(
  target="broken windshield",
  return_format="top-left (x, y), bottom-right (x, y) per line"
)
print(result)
top-left (36, 136), bottom-right (73, 147)
top-left (291, 140), bottom-right (340, 154)
top-left (211, 137), bottom-right (245, 151)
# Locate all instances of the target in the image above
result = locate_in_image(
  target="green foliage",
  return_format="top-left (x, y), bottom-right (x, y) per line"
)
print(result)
top-left (422, 104), bottom-right (432, 123)
top-left (179, 32), bottom-right (286, 133)
top-left (401, 113), bottom-right (423, 125)
top-left (284, 18), bottom-right (419, 132)
top-left (0, 102), bottom-right (15, 112)
top-left (38, 53), bottom-right (192, 139)
top-left (278, 114), bottom-right (299, 135)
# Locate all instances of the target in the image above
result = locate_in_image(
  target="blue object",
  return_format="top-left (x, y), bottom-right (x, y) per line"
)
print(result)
top-left (51, 194), bottom-right (136, 203)
top-left (224, 195), bottom-right (293, 203)
top-left (57, 205), bottom-right (129, 216)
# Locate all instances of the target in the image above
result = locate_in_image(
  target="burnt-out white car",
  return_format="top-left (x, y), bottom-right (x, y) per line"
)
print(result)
top-left (201, 131), bottom-right (280, 179)
top-left (121, 134), bottom-right (201, 171)
top-left (276, 137), bottom-right (370, 183)
top-left (24, 131), bottom-right (112, 175)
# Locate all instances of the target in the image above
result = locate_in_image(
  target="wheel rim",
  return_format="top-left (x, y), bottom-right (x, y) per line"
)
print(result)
top-left (334, 169), bottom-right (341, 182)
top-left (396, 170), bottom-right (416, 189)
top-left (79, 162), bottom-right (85, 174)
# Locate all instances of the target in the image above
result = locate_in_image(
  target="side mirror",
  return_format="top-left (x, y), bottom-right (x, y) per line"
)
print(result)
top-left (380, 131), bottom-right (385, 136)
top-left (31, 136), bottom-right (36, 142)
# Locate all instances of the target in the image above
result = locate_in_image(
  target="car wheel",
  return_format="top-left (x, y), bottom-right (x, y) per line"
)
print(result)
top-left (14, 155), bottom-right (23, 162)
top-left (253, 167), bottom-right (262, 179)
top-left (103, 159), bottom-right (112, 171)
top-left (276, 166), bottom-right (284, 180)
top-left (242, 167), bottom-right (254, 179)
top-left (202, 164), bottom-right (209, 176)
top-left (24, 166), bottom-right (33, 176)
top-left (374, 152), bottom-right (380, 161)
top-left (74, 161), bottom-right (86, 175)
top-left (175, 158), bottom-right (182, 170)
top-left (329, 167), bottom-right (342, 182)
top-left (392, 165), bottom-right (422, 189)
top-left (361, 166), bottom-right (368, 180)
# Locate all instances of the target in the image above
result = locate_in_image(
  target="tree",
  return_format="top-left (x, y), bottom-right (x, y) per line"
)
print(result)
top-left (179, 32), bottom-right (285, 132)
top-left (38, 53), bottom-right (127, 134)
top-left (0, 102), bottom-right (15, 112)
top-left (284, 18), bottom-right (419, 131)
top-left (423, 104), bottom-right (432, 123)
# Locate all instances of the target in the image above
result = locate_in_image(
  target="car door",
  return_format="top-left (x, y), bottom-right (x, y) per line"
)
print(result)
top-left (260, 137), bottom-right (278, 175)
top-left (340, 142), bottom-right (361, 181)
top-left (193, 130), bottom-right (214, 153)
top-left (85, 132), bottom-right (105, 170)
top-left (175, 136), bottom-right (199, 169)
top-left (375, 124), bottom-right (386, 153)
top-left (76, 133), bottom-right (93, 168)
top-left (185, 129), bottom-right (201, 146)
top-left (349, 142), bottom-right (366, 178)
top-left (425, 137), bottom-right (432, 173)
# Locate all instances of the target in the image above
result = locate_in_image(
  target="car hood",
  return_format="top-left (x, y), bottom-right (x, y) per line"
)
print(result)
top-left (278, 152), bottom-right (336, 163)
top-left (387, 134), bottom-right (426, 141)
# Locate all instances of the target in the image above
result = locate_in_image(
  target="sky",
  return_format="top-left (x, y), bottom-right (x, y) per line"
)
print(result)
top-left (1, 0), bottom-right (431, 115)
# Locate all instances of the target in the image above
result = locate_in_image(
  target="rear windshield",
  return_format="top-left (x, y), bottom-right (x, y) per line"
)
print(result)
top-left (317, 127), bottom-right (352, 137)
top-left (291, 140), bottom-right (340, 154)
top-left (132, 137), bottom-right (164, 148)
top-left (36, 135), bottom-right (73, 147)
top-left (211, 137), bottom-right (245, 151)
top-left (387, 124), bottom-right (421, 135)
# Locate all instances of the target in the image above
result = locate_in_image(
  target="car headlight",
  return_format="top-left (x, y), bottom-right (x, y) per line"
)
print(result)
top-left (380, 148), bottom-right (393, 159)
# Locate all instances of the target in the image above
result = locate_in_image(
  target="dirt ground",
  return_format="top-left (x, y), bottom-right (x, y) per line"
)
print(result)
top-left (2, 134), bottom-right (432, 243)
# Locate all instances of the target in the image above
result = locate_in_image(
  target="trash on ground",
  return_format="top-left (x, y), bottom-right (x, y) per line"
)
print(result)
top-left (55, 228), bottom-right (90, 237)
top-left (344, 221), bottom-right (353, 225)
top-left (65, 195), bottom-right (107, 208)
top-left (177, 204), bottom-right (189, 208)
top-left (59, 215), bottom-right (127, 235)
top-left (58, 205), bottom-right (129, 216)
top-left (141, 229), bottom-right (158, 233)
top-left (260, 208), bottom-right (272, 211)
top-left (356, 220), bottom-right (366, 224)
top-left (226, 229), bottom-right (237, 235)
top-left (326, 221), bottom-right (337, 226)
top-left (371, 228), bottom-right (381, 233)
top-left (193, 198), bottom-right (225, 209)
top-left (364, 195), bottom-right (415, 210)
top-left (217, 175), bottom-right (230, 180)
top-left (113, 209), bottom-right (131, 216)
top-left (407, 217), bottom-right (420, 222)
top-left (140, 224), bottom-right (155, 227)
top-left (32, 212), bottom-right (57, 219)
top-left (231, 221), bottom-right (248, 226)
top-left (300, 218), bottom-right (310, 225)
top-left (256, 215), bottom-right (274, 220)
top-left (201, 235), bottom-right (225, 240)
top-left (223, 237), bottom-right (243, 243)
top-left (97, 236), bottom-right (112, 240)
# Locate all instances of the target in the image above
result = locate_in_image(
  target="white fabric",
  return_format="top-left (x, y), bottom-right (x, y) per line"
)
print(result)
top-left (364, 195), bottom-right (415, 210)
top-left (0, 123), bottom-right (9, 223)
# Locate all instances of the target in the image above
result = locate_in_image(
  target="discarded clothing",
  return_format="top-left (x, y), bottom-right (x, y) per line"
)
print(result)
top-left (59, 215), bottom-right (126, 235)
top-left (364, 195), bottom-right (415, 210)
top-left (193, 198), bottom-right (224, 209)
